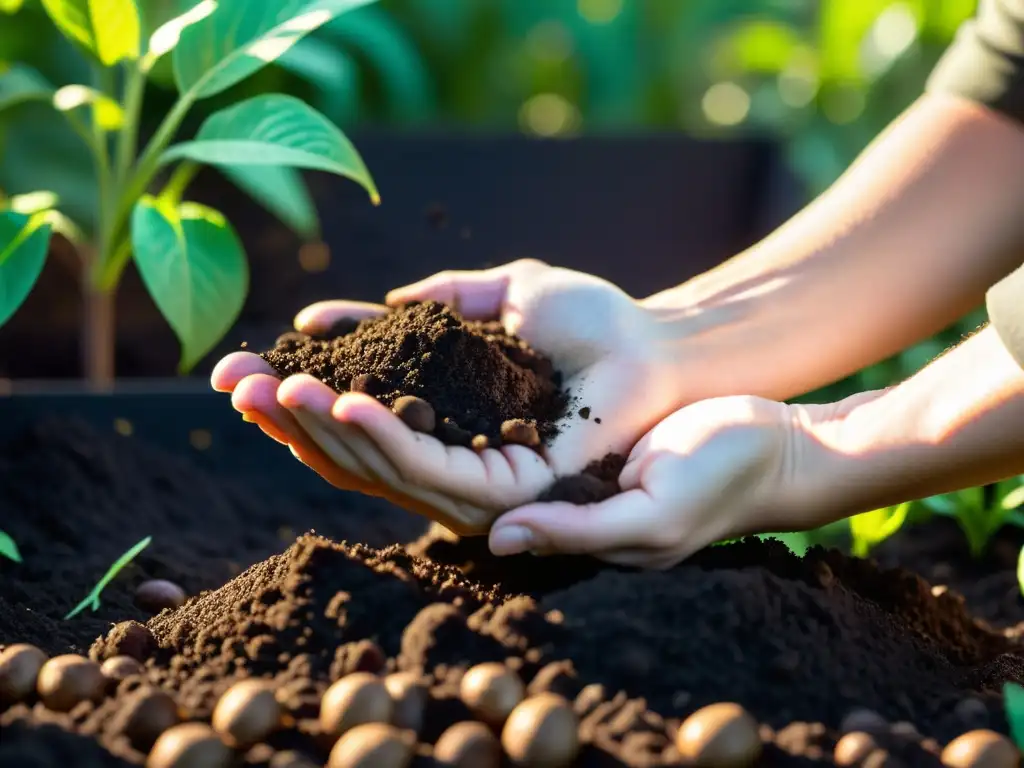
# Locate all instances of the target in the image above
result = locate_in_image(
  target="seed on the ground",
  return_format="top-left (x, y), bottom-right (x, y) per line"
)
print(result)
top-left (460, 662), bottom-right (525, 726)
top-left (102, 620), bottom-right (157, 661)
top-left (327, 722), bottom-right (415, 768)
top-left (500, 419), bottom-right (540, 448)
top-left (320, 672), bottom-right (394, 736)
top-left (349, 373), bottom-right (384, 396)
top-left (211, 678), bottom-right (282, 747)
top-left (676, 702), bottom-right (762, 767)
top-left (383, 672), bottom-right (428, 733)
top-left (434, 721), bottom-right (501, 767)
top-left (116, 687), bottom-right (180, 751)
top-left (502, 692), bottom-right (579, 768)
top-left (146, 722), bottom-right (231, 768)
top-left (840, 708), bottom-right (889, 735)
top-left (270, 750), bottom-right (320, 768)
top-left (940, 730), bottom-right (1018, 768)
top-left (393, 396), bottom-right (436, 433)
top-left (275, 331), bottom-right (310, 347)
top-left (0, 644), bottom-right (47, 704)
top-left (36, 654), bottom-right (105, 712)
top-left (101, 655), bottom-right (144, 683)
top-left (135, 580), bottom-right (187, 614)
top-left (471, 434), bottom-right (490, 451)
top-left (834, 732), bottom-right (880, 766)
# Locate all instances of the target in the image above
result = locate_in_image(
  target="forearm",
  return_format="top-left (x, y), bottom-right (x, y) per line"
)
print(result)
top-left (645, 94), bottom-right (1024, 402)
top-left (801, 325), bottom-right (1024, 524)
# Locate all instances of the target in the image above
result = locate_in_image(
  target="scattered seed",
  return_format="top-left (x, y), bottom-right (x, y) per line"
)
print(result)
top-left (471, 434), bottom-right (490, 451)
top-left (500, 420), bottom-right (540, 448)
top-left (269, 750), bottom-right (321, 768)
top-left (101, 655), bottom-right (144, 683)
top-left (275, 331), bottom-right (310, 347)
top-left (100, 620), bottom-right (157, 661)
top-left (594, 417), bottom-right (602, 424)
top-left (327, 722), bottom-right (415, 768)
top-left (434, 721), bottom-right (501, 767)
top-left (675, 702), bottom-right (762, 767)
top-left (0, 643), bottom-right (47, 704)
top-left (501, 692), bottom-right (579, 768)
top-left (320, 672), bottom-right (394, 736)
top-left (349, 373), bottom-right (385, 396)
top-left (393, 396), bottom-right (436, 434)
top-left (135, 580), bottom-right (187, 614)
top-left (212, 678), bottom-right (282, 748)
top-left (834, 732), bottom-right (880, 766)
top-left (940, 730), bottom-right (1018, 768)
top-left (114, 687), bottom-right (180, 751)
top-left (840, 708), bottom-right (889, 735)
top-left (460, 662), bottom-right (525, 726)
top-left (146, 722), bottom-right (232, 768)
top-left (383, 672), bottom-right (428, 734)
top-left (36, 654), bottom-right (106, 712)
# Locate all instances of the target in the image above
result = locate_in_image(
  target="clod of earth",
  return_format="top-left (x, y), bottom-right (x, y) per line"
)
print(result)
top-left (134, 580), bottom-right (187, 614)
top-left (0, 644), bottom-right (47, 704)
top-left (675, 702), bottom-right (762, 767)
top-left (940, 730), bottom-right (1019, 768)
top-left (36, 654), bottom-right (105, 712)
top-left (433, 720), bottom-right (502, 767)
top-left (392, 395), bottom-right (436, 434)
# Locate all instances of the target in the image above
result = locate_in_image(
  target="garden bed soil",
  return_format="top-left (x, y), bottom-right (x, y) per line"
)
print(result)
top-left (3, 418), bottom-right (1024, 766)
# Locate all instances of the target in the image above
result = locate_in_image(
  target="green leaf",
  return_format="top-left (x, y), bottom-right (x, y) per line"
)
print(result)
top-left (53, 84), bottom-right (125, 129)
top-left (849, 502), bottom-right (911, 558)
top-left (0, 0), bottom-right (24, 13)
top-left (172, 0), bottom-right (377, 100)
top-left (142, 0), bottom-right (216, 66)
top-left (0, 64), bottom-right (53, 113)
top-left (7, 190), bottom-right (59, 214)
top-left (40, 0), bottom-right (141, 65)
top-left (0, 210), bottom-right (52, 328)
top-left (0, 529), bottom-right (20, 562)
top-left (1004, 681), bottom-right (1024, 749)
top-left (131, 196), bottom-right (247, 372)
top-left (1002, 483), bottom-right (1024, 512)
top-left (219, 165), bottom-right (319, 240)
top-left (161, 94), bottom-right (379, 203)
top-left (65, 536), bottom-right (152, 619)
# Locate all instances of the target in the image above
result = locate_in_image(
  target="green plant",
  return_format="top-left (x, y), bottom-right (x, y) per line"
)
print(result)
top-left (65, 535), bottom-right (151, 618)
top-left (1003, 682), bottom-right (1024, 749)
top-left (922, 479), bottom-right (1024, 558)
top-left (0, 0), bottom-right (380, 382)
top-left (0, 529), bottom-right (21, 562)
top-left (848, 501), bottom-right (912, 558)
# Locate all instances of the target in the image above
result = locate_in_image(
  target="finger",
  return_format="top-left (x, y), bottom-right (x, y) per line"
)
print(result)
top-left (293, 300), bottom-right (389, 334)
top-left (211, 352), bottom-right (278, 392)
top-left (488, 489), bottom-right (665, 556)
top-left (384, 267), bottom-right (512, 319)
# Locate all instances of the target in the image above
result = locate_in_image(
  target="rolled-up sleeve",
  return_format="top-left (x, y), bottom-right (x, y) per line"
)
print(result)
top-left (926, 0), bottom-right (1024, 368)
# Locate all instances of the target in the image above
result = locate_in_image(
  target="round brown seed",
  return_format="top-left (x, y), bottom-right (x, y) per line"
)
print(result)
top-left (101, 655), bottom-right (144, 683)
top-left (675, 702), bottom-right (762, 767)
top-left (940, 730), bottom-right (1019, 768)
top-left (383, 672), bottom-right (428, 733)
top-left (834, 732), bottom-right (880, 766)
top-left (349, 373), bottom-right (385, 396)
top-left (320, 672), bottom-right (394, 736)
top-left (471, 434), bottom-right (490, 452)
top-left (501, 692), bottom-right (579, 768)
top-left (392, 396), bottom-right (435, 433)
top-left (500, 419), bottom-right (540, 448)
top-left (327, 722), bottom-right (415, 768)
top-left (211, 678), bottom-right (282, 747)
top-left (135, 580), bottom-right (187, 614)
top-left (434, 721), bottom-right (501, 767)
top-left (116, 687), bottom-right (180, 751)
top-left (146, 722), bottom-right (232, 768)
top-left (460, 662), bottom-right (525, 726)
top-left (269, 750), bottom-right (320, 768)
top-left (0, 644), bottom-right (47, 704)
top-left (36, 654), bottom-right (106, 712)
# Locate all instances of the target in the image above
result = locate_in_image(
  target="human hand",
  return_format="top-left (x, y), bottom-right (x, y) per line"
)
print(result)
top-left (211, 259), bottom-right (688, 535)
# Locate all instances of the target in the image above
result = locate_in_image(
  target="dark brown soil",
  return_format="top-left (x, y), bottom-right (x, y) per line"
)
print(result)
top-left (539, 454), bottom-right (627, 505)
top-left (260, 301), bottom-right (569, 448)
top-left (4, 419), bottom-right (1024, 767)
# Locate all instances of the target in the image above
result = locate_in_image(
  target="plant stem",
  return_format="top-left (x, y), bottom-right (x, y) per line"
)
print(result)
top-left (115, 64), bottom-right (146, 188)
top-left (162, 161), bottom-right (200, 204)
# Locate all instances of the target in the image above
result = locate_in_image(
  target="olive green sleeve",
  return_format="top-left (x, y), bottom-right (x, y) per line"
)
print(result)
top-left (927, 0), bottom-right (1024, 369)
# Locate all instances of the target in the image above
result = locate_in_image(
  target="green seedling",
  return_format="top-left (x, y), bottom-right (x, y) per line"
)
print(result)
top-left (848, 501), bottom-right (912, 558)
top-left (1004, 682), bottom-right (1024, 749)
top-left (923, 479), bottom-right (1024, 558)
top-left (65, 535), bottom-right (151, 619)
top-left (0, 529), bottom-right (21, 562)
top-left (0, 0), bottom-right (379, 381)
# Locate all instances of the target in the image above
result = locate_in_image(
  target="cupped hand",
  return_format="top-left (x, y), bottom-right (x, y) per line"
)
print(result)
top-left (211, 259), bottom-right (686, 535)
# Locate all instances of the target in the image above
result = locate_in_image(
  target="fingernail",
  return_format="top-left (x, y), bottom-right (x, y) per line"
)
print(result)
top-left (489, 525), bottom-right (535, 556)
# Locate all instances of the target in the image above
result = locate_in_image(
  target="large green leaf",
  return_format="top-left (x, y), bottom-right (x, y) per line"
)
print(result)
top-left (161, 94), bottom-right (378, 202)
top-left (39, 0), bottom-right (141, 65)
top-left (0, 67), bottom-right (124, 128)
top-left (131, 196), bottom-right (247, 372)
top-left (0, 210), bottom-right (52, 329)
top-left (172, 0), bottom-right (377, 100)
top-left (0, 65), bottom-right (52, 113)
top-left (219, 165), bottom-right (319, 240)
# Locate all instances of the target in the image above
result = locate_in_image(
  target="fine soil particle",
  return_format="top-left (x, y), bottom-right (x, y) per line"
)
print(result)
top-left (540, 454), bottom-right (627, 505)
top-left (5, 422), bottom-right (1024, 767)
top-left (260, 301), bottom-right (569, 447)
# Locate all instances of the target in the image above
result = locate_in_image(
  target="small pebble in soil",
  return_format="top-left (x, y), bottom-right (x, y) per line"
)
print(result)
top-left (100, 654), bottom-right (144, 683)
top-left (500, 419), bottom-right (540, 448)
top-left (393, 396), bottom-right (436, 434)
top-left (327, 722), bottom-right (415, 768)
top-left (471, 434), bottom-right (490, 451)
top-left (940, 730), bottom-right (1019, 768)
top-left (320, 671), bottom-right (394, 737)
top-left (834, 731), bottom-right (881, 765)
top-left (146, 722), bottom-right (232, 768)
top-left (459, 662), bottom-right (525, 726)
top-left (501, 692), bottom-right (580, 768)
top-left (36, 654), bottom-right (105, 712)
top-left (350, 373), bottom-right (385, 396)
top-left (840, 708), bottom-right (890, 735)
top-left (0, 643), bottom-right (47, 704)
top-left (135, 579), bottom-right (187, 614)
top-left (578, 407), bottom-right (591, 419)
top-left (113, 686), bottom-right (180, 751)
top-left (433, 721), bottom-right (502, 768)
top-left (675, 702), bottom-right (762, 767)
top-left (211, 678), bottom-right (283, 747)
top-left (383, 672), bottom-right (428, 733)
